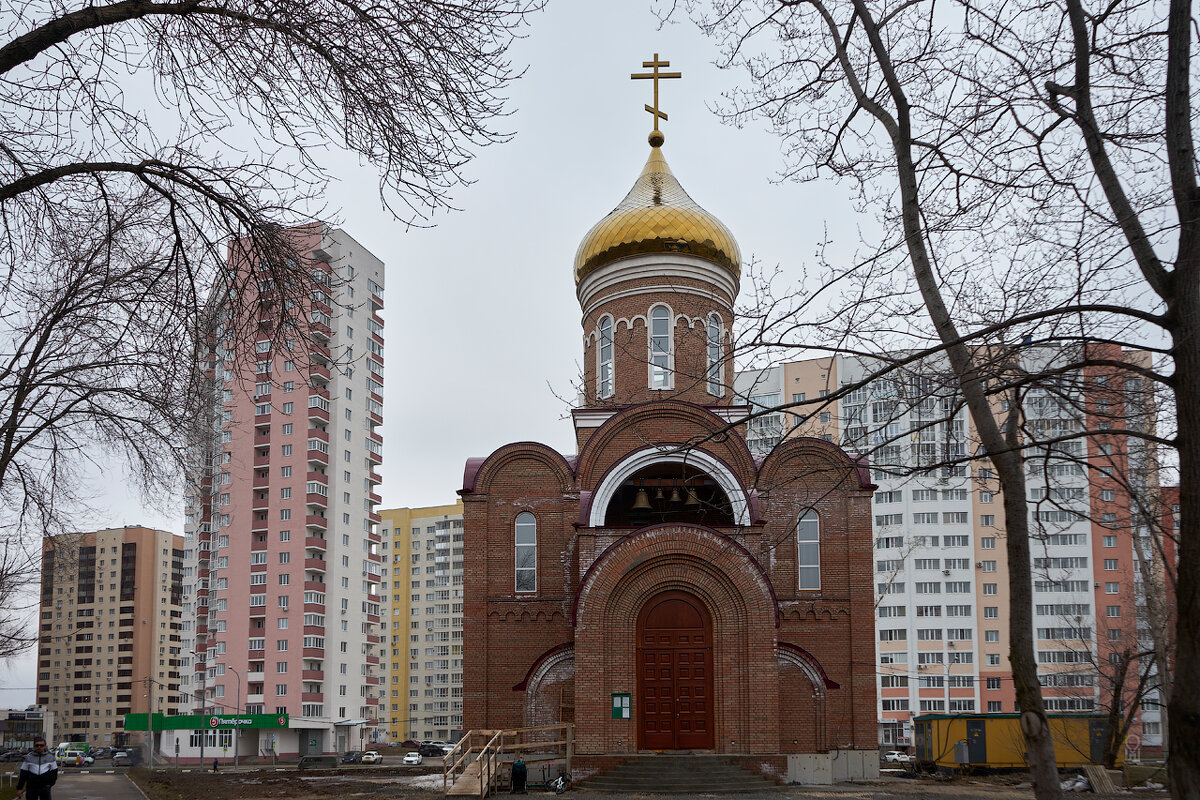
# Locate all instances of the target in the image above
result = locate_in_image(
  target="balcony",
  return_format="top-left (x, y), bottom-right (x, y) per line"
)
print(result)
top-left (306, 515), bottom-right (328, 531)
top-left (252, 452), bottom-right (271, 468)
top-left (302, 647), bottom-right (324, 658)
top-left (304, 580), bottom-right (326, 592)
top-left (302, 670), bottom-right (324, 681)
top-left (306, 492), bottom-right (328, 508)
top-left (303, 625), bottom-right (325, 636)
top-left (307, 405), bottom-right (329, 423)
top-left (306, 470), bottom-right (328, 486)
top-left (309, 364), bottom-right (330, 383)
top-left (305, 536), bottom-right (327, 550)
top-left (304, 558), bottom-right (327, 571)
top-left (307, 428), bottom-right (329, 443)
top-left (254, 413), bottom-right (271, 428)
top-left (246, 694), bottom-right (266, 705)
top-left (248, 671), bottom-right (266, 683)
top-left (302, 692), bottom-right (324, 702)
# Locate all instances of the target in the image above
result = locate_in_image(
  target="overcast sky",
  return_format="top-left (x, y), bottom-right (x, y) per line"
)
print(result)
top-left (0, 1), bottom-right (862, 702)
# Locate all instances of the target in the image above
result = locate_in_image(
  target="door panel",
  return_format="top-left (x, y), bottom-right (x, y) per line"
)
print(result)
top-left (636, 591), bottom-right (714, 750)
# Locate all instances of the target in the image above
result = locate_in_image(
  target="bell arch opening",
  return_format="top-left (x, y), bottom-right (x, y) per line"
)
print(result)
top-left (603, 462), bottom-right (734, 528)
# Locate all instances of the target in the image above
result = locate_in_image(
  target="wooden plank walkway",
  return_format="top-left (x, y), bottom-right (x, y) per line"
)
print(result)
top-left (446, 761), bottom-right (484, 796)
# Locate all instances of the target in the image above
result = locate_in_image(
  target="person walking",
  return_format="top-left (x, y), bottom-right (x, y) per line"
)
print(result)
top-left (16, 738), bottom-right (58, 800)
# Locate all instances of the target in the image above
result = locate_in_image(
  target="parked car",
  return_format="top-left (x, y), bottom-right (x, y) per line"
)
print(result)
top-left (402, 752), bottom-right (423, 766)
top-left (341, 750), bottom-right (362, 764)
top-left (360, 751), bottom-right (381, 764)
top-left (91, 747), bottom-right (110, 760)
top-left (111, 751), bottom-right (132, 767)
top-left (66, 753), bottom-right (95, 766)
top-left (882, 751), bottom-right (912, 763)
top-left (297, 754), bottom-right (338, 770)
top-left (416, 744), bottom-right (444, 758)
top-left (397, 740), bottom-right (420, 749)
top-left (0, 751), bottom-right (24, 762)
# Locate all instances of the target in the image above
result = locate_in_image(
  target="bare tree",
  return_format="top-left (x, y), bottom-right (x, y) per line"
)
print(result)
top-left (0, 0), bottom-right (540, 624)
top-left (671, 0), bottom-right (1199, 795)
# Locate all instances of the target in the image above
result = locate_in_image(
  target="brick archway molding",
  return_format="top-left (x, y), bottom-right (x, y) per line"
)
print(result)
top-left (573, 524), bottom-right (778, 755)
top-left (586, 446), bottom-right (751, 527)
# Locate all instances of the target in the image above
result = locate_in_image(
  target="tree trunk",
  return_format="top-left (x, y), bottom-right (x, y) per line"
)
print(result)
top-left (1168, 286), bottom-right (1200, 799)
top-left (1103, 650), bottom-right (1132, 769)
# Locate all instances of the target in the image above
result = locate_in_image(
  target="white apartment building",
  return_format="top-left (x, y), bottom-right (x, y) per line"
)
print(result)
top-left (174, 225), bottom-right (387, 760)
top-left (736, 349), bottom-right (1164, 750)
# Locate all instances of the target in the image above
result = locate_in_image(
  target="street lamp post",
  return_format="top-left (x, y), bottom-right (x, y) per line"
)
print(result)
top-left (226, 665), bottom-right (242, 769)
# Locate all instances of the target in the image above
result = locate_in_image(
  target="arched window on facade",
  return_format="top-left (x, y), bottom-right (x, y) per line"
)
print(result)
top-left (597, 315), bottom-right (614, 399)
top-left (515, 512), bottom-right (537, 593)
top-left (797, 510), bottom-right (820, 590)
top-left (706, 313), bottom-right (723, 396)
top-left (649, 305), bottom-right (672, 389)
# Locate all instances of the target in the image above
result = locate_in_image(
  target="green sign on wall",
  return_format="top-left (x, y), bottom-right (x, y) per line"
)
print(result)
top-left (611, 693), bottom-right (631, 719)
top-left (123, 712), bottom-right (290, 731)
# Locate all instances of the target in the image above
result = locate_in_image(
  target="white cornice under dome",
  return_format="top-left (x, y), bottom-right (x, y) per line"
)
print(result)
top-left (576, 253), bottom-right (740, 317)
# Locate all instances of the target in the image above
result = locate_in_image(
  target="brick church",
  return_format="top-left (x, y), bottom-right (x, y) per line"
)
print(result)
top-left (462, 81), bottom-right (878, 779)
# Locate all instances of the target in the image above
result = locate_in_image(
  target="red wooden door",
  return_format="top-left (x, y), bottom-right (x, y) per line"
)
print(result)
top-left (636, 591), bottom-right (713, 750)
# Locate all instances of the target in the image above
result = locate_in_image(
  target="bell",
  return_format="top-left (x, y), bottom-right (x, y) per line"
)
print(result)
top-left (654, 487), bottom-right (665, 502)
top-left (668, 487), bottom-right (683, 504)
top-left (684, 487), bottom-right (701, 507)
top-left (631, 489), bottom-right (652, 511)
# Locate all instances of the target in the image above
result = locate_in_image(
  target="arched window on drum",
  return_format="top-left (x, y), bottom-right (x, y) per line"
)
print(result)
top-left (797, 510), bottom-right (820, 590)
top-left (515, 512), bottom-right (537, 593)
top-left (648, 305), bottom-right (673, 389)
top-left (597, 315), bottom-right (614, 399)
top-left (706, 313), bottom-right (723, 396)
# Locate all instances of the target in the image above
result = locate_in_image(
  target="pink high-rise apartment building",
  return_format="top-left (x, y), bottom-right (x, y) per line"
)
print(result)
top-left (173, 224), bottom-right (386, 760)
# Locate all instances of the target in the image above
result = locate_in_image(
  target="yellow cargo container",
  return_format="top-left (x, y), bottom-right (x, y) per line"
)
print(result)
top-left (914, 714), bottom-right (1121, 770)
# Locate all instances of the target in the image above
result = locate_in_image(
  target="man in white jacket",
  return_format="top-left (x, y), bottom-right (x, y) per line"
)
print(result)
top-left (16, 738), bottom-right (58, 800)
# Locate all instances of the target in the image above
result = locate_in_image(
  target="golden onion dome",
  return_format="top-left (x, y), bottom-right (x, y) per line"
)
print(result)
top-left (574, 144), bottom-right (741, 283)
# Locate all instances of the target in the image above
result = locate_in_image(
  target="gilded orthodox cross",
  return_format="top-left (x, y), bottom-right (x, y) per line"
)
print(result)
top-left (631, 53), bottom-right (681, 144)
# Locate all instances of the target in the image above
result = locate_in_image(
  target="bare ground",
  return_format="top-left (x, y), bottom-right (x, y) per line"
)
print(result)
top-left (128, 768), bottom-right (1170, 800)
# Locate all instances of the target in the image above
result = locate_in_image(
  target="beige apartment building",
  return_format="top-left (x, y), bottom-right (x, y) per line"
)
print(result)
top-left (37, 526), bottom-right (185, 747)
top-left (379, 502), bottom-right (465, 745)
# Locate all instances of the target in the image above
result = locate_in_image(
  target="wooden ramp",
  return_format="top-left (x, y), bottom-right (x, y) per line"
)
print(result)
top-left (443, 724), bottom-right (573, 798)
top-left (446, 761), bottom-right (484, 796)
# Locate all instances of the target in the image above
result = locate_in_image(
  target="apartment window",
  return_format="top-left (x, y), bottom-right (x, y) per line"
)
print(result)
top-left (706, 313), bottom-right (723, 396)
top-left (980, 537), bottom-right (995, 549)
top-left (649, 305), bottom-right (672, 388)
top-left (983, 583), bottom-right (997, 595)
top-left (984, 606), bottom-right (998, 618)
top-left (282, 422), bottom-right (293, 435)
top-left (797, 511), bottom-right (820, 589)
top-left (514, 513), bottom-right (536, 593)
top-left (281, 487), bottom-right (291, 500)
top-left (913, 513), bottom-right (938, 524)
top-left (1104, 559), bottom-right (1119, 570)
top-left (1106, 605), bottom-right (1121, 617)
top-left (279, 530), bottom-right (290, 542)
top-left (979, 492), bottom-right (994, 503)
top-left (987, 654), bottom-right (1001, 665)
top-left (985, 630), bottom-right (999, 643)
top-left (276, 685), bottom-right (287, 696)
top-left (987, 701), bottom-right (1003, 712)
top-left (986, 677), bottom-right (1001, 690)
top-left (597, 315), bottom-right (614, 399)
top-left (1103, 535), bottom-right (1117, 548)
top-left (1106, 582), bottom-right (1120, 594)
top-left (1101, 489), bottom-right (1115, 501)
top-left (980, 561), bottom-right (996, 572)
top-left (282, 444), bottom-right (292, 456)
top-left (280, 509), bottom-right (291, 520)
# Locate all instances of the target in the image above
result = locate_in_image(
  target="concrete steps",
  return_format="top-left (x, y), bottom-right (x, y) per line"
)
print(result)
top-left (578, 755), bottom-right (782, 794)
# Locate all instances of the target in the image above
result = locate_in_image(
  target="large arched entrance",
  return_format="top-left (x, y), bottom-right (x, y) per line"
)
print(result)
top-left (636, 590), bottom-right (714, 750)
